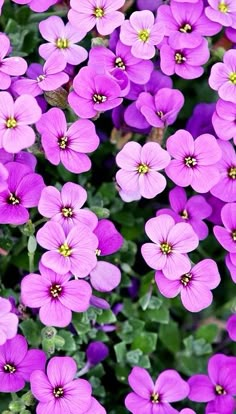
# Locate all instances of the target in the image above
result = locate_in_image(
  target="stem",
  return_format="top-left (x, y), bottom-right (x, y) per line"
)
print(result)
top-left (29, 10), bottom-right (67, 22)
top-left (34, 218), bottom-right (47, 228)
top-left (28, 252), bottom-right (34, 273)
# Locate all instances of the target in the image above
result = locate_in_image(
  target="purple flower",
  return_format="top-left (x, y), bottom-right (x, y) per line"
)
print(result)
top-left (88, 40), bottom-right (154, 85)
top-left (156, 186), bottom-right (212, 240)
top-left (0, 334), bottom-right (46, 392)
top-left (210, 140), bottom-right (236, 202)
top-left (0, 33), bottom-right (27, 90)
top-left (165, 130), bottom-right (222, 193)
top-left (0, 162), bottom-right (45, 225)
top-left (90, 219), bottom-right (123, 292)
top-left (125, 366), bottom-right (189, 414)
top-left (0, 162), bottom-right (8, 192)
top-left (160, 39), bottom-right (210, 79)
top-left (212, 99), bottom-right (236, 144)
top-left (137, 0), bottom-right (162, 11)
top-left (12, 0), bottom-right (58, 12)
top-left (214, 202), bottom-right (236, 256)
top-left (21, 263), bottom-right (92, 328)
top-left (227, 314), bottom-right (236, 341)
top-left (86, 341), bottom-right (109, 366)
top-left (205, 0), bottom-right (236, 28)
top-left (209, 50), bottom-right (236, 104)
top-left (0, 297), bottom-right (18, 345)
top-left (120, 10), bottom-right (165, 59)
top-left (188, 353), bottom-right (236, 414)
top-left (116, 141), bottom-right (170, 201)
top-left (36, 221), bottom-right (98, 278)
top-left (30, 356), bottom-right (93, 414)
top-left (226, 252), bottom-right (236, 282)
top-left (157, 1), bottom-right (221, 49)
top-left (186, 102), bottom-right (216, 138)
top-left (68, 0), bottom-right (125, 36)
top-left (13, 55), bottom-right (69, 97)
top-left (136, 88), bottom-right (184, 128)
top-left (0, 92), bottom-right (41, 153)
top-left (141, 214), bottom-right (199, 279)
top-left (155, 259), bottom-right (220, 312)
top-left (84, 397), bottom-right (106, 414)
top-left (38, 182), bottom-right (98, 233)
top-left (36, 108), bottom-right (99, 173)
top-left (39, 16), bottom-right (88, 66)
top-left (0, 148), bottom-right (37, 171)
top-left (68, 66), bottom-right (123, 119)
top-left (0, 0), bottom-right (3, 13)
top-left (226, 27), bottom-right (236, 42)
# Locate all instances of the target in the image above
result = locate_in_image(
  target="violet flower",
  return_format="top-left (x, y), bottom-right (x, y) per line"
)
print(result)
top-left (209, 49), bottom-right (236, 104)
top-left (0, 334), bottom-right (46, 392)
top-left (86, 341), bottom-right (109, 366)
top-left (205, 0), bottom-right (236, 28)
top-left (0, 148), bottom-right (37, 171)
top-left (0, 296), bottom-right (18, 345)
top-left (226, 314), bottom-right (236, 341)
top-left (12, 0), bottom-right (58, 12)
top-left (212, 99), bottom-right (236, 144)
top-left (213, 203), bottom-right (236, 271)
top-left (186, 102), bottom-right (216, 138)
top-left (0, 33), bottom-right (27, 90)
top-left (0, 163), bottom-right (8, 192)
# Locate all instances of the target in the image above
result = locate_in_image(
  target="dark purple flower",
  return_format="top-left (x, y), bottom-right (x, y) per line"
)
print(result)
top-left (86, 341), bottom-right (109, 366)
top-left (186, 103), bottom-right (216, 138)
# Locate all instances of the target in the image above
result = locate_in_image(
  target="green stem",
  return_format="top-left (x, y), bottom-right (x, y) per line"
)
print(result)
top-left (28, 252), bottom-right (34, 273)
top-left (29, 10), bottom-right (67, 22)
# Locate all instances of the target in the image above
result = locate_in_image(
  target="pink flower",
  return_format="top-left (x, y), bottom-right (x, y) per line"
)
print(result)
top-left (165, 130), bottom-right (222, 193)
top-left (68, 0), bottom-right (125, 36)
top-left (0, 297), bottom-right (18, 345)
top-left (213, 202), bottom-right (236, 254)
top-left (36, 221), bottom-right (98, 278)
top-left (155, 259), bottom-right (220, 312)
top-left (125, 366), bottom-right (189, 414)
top-left (141, 214), bottom-right (199, 279)
top-left (30, 356), bottom-right (93, 414)
top-left (120, 10), bottom-right (165, 59)
top-left (116, 141), bottom-right (170, 201)
top-left (0, 92), bottom-right (41, 153)
top-left (227, 314), bottom-right (236, 341)
top-left (0, 162), bottom-right (8, 192)
top-left (205, 0), bottom-right (236, 28)
top-left (209, 49), bottom-right (236, 104)
top-left (12, 0), bottom-right (58, 13)
top-left (38, 182), bottom-right (98, 233)
top-left (21, 263), bottom-right (92, 328)
top-left (36, 108), bottom-right (99, 173)
top-left (0, 33), bottom-right (27, 90)
top-left (39, 16), bottom-right (88, 66)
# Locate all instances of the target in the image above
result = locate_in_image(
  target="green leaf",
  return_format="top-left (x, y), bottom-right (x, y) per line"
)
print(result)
top-left (132, 332), bottom-right (158, 354)
top-left (114, 342), bottom-right (127, 364)
top-left (97, 309), bottom-right (116, 324)
top-left (20, 319), bottom-right (41, 347)
top-left (56, 330), bottom-right (76, 353)
top-left (159, 321), bottom-right (181, 353)
top-left (195, 324), bottom-right (218, 343)
top-left (126, 349), bottom-right (143, 366)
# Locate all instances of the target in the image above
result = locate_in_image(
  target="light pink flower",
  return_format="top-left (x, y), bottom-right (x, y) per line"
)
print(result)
top-left (0, 297), bottom-right (18, 345)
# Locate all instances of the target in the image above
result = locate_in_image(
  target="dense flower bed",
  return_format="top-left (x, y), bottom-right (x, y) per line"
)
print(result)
top-left (0, 0), bottom-right (236, 413)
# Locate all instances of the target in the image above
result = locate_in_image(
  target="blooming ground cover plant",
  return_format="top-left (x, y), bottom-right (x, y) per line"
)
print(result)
top-left (0, 0), bottom-right (236, 413)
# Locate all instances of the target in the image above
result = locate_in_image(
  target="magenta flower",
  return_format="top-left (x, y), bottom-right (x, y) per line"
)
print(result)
top-left (205, 0), bottom-right (236, 28)
top-left (68, 66), bottom-right (123, 119)
top-left (160, 39), bottom-right (210, 80)
top-left (0, 0), bottom-right (3, 13)
top-left (39, 16), bottom-right (87, 66)
top-left (155, 259), bottom-right (220, 312)
top-left (36, 108), bottom-right (99, 173)
top-left (90, 219), bottom-right (123, 292)
top-left (226, 27), bottom-right (236, 42)
top-left (88, 40), bottom-right (154, 85)
top-left (0, 162), bottom-right (45, 225)
top-left (30, 356), bottom-right (93, 414)
top-left (120, 10), bottom-right (165, 59)
top-left (38, 182), bottom-right (98, 233)
top-left (226, 252), bottom-right (236, 283)
top-left (214, 203), bottom-right (236, 255)
top-left (21, 263), bottom-right (92, 328)
top-left (188, 353), bottom-right (236, 414)
top-left (156, 186), bottom-right (212, 240)
top-left (210, 140), bottom-right (236, 202)
top-left (209, 50), bottom-right (236, 104)
top-left (165, 130), bottom-right (222, 193)
top-left (0, 148), bottom-right (37, 171)
top-left (13, 55), bottom-right (69, 97)
top-left (0, 92), bottom-right (41, 153)
top-left (36, 221), bottom-right (98, 278)
top-left (0, 162), bottom-right (8, 192)
top-left (84, 397), bottom-right (106, 414)
top-left (0, 334), bottom-right (46, 392)
top-left (125, 366), bottom-right (189, 414)
top-left (12, 0), bottom-right (58, 12)
top-left (186, 102), bottom-right (216, 139)
top-left (136, 88), bottom-right (184, 128)
top-left (0, 297), bottom-right (18, 345)
top-left (212, 99), bottom-right (236, 144)
top-left (157, 1), bottom-right (221, 49)
top-left (116, 141), bottom-right (170, 201)
top-left (0, 33), bottom-right (27, 90)
top-left (227, 314), bottom-right (236, 341)
top-left (141, 214), bottom-right (199, 279)
top-left (69, 0), bottom-right (125, 36)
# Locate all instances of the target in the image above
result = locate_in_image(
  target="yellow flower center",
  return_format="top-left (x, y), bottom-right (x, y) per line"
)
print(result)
top-left (179, 23), bottom-right (192, 33)
top-left (61, 207), bottom-right (73, 218)
top-left (137, 163), bottom-right (149, 174)
top-left (4, 364), bottom-right (16, 374)
top-left (53, 387), bottom-right (64, 398)
top-left (160, 242), bottom-right (172, 255)
top-left (58, 136), bottom-right (68, 150)
top-left (232, 231), bottom-right (236, 241)
top-left (58, 243), bottom-right (72, 257)
top-left (115, 57), bottom-right (126, 70)
top-left (6, 117), bottom-right (17, 128)
top-left (95, 248), bottom-right (101, 256)
top-left (157, 111), bottom-right (164, 119)
top-left (218, 1), bottom-right (228, 12)
top-left (215, 384), bottom-right (226, 395)
top-left (229, 72), bottom-right (236, 84)
top-left (94, 7), bottom-right (104, 18)
top-left (181, 209), bottom-right (188, 219)
top-left (175, 52), bottom-right (186, 64)
top-left (93, 94), bottom-right (107, 104)
top-left (151, 393), bottom-right (160, 404)
top-left (37, 74), bottom-right (46, 82)
top-left (56, 38), bottom-right (69, 49)
top-left (185, 156), bottom-right (197, 168)
top-left (228, 166), bottom-right (236, 180)
top-left (8, 193), bottom-right (20, 205)
top-left (50, 284), bottom-right (62, 298)
top-left (138, 29), bottom-right (150, 42)
top-left (181, 272), bottom-right (192, 286)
